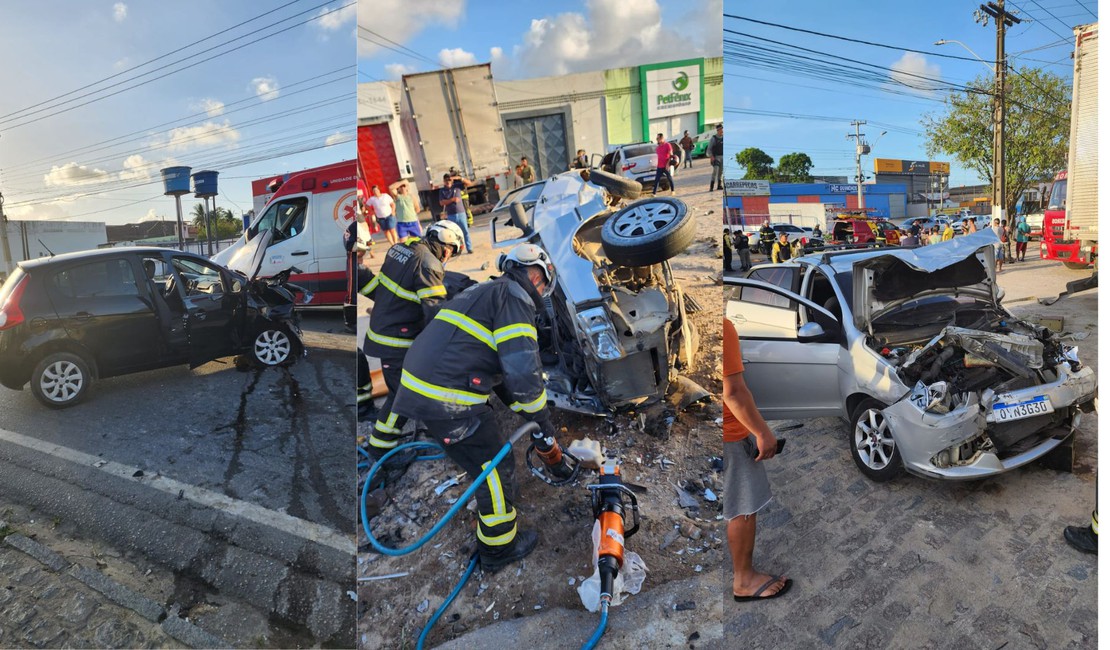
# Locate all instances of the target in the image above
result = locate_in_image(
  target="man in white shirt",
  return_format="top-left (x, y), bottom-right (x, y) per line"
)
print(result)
top-left (368, 185), bottom-right (398, 245)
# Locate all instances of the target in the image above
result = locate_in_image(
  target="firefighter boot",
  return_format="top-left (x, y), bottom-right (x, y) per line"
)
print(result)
top-left (1064, 524), bottom-right (1097, 554)
top-left (479, 530), bottom-right (539, 574)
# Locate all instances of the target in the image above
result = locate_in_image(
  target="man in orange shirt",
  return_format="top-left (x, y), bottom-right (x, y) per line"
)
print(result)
top-left (722, 317), bottom-right (792, 601)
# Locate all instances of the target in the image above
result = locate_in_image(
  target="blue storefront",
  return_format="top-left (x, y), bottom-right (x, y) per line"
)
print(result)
top-left (726, 181), bottom-right (909, 220)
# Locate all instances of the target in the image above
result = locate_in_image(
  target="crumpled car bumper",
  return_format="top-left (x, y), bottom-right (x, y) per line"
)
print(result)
top-left (882, 362), bottom-right (1095, 480)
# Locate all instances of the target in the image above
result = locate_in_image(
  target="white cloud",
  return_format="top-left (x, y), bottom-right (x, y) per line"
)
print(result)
top-left (384, 63), bottom-right (416, 79)
top-left (503, 0), bottom-right (722, 79)
top-left (139, 208), bottom-right (162, 222)
top-left (438, 47), bottom-right (477, 68)
top-left (119, 154), bottom-right (155, 182)
top-left (113, 58), bottom-right (130, 71)
top-left (191, 98), bottom-right (225, 117)
top-left (314, 3), bottom-right (357, 32)
top-left (489, 46), bottom-right (508, 77)
top-left (250, 76), bottom-right (280, 101)
top-left (890, 52), bottom-right (942, 95)
top-left (7, 199), bottom-right (74, 221)
top-left (356, 0), bottom-right (465, 57)
top-left (44, 162), bottom-right (111, 187)
top-left (113, 2), bottom-right (127, 22)
top-left (325, 131), bottom-right (353, 146)
top-left (159, 121), bottom-right (241, 151)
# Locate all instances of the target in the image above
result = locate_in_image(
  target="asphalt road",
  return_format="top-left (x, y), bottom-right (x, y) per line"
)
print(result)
top-left (0, 310), bottom-right (358, 645)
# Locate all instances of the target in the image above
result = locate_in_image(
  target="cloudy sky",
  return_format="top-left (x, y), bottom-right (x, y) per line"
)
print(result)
top-left (0, 1), bottom-right (356, 225)
top-left (724, 0), bottom-right (1089, 187)
top-left (357, 0), bottom-right (723, 81)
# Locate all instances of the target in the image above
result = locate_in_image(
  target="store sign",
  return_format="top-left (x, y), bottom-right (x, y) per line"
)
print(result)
top-left (644, 64), bottom-right (701, 119)
top-left (725, 179), bottom-right (770, 196)
top-left (828, 184), bottom-right (858, 194)
top-left (874, 159), bottom-right (950, 175)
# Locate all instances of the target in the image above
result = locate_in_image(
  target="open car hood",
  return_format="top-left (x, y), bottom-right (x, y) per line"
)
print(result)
top-left (224, 229), bottom-right (272, 281)
top-left (853, 229), bottom-right (1000, 332)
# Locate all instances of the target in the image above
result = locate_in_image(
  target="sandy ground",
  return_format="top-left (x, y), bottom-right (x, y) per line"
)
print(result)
top-left (355, 161), bottom-right (728, 649)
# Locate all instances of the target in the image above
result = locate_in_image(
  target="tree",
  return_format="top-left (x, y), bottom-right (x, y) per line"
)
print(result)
top-left (922, 66), bottom-right (1069, 224)
top-left (735, 147), bottom-right (775, 180)
top-left (190, 203), bottom-right (243, 240)
top-left (777, 152), bottom-right (813, 182)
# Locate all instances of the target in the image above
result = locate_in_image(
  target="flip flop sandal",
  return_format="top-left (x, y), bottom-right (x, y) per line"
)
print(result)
top-left (734, 576), bottom-right (793, 602)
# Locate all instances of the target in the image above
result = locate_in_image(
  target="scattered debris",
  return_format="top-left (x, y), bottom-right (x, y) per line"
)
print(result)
top-left (417, 599), bottom-right (430, 613)
top-left (357, 572), bottom-right (410, 582)
top-left (434, 476), bottom-right (461, 496)
top-left (673, 601), bottom-right (696, 612)
top-left (703, 488), bottom-right (717, 503)
top-left (674, 485), bottom-right (699, 510)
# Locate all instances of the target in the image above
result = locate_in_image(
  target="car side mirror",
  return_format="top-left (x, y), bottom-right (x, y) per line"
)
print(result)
top-left (797, 321), bottom-right (828, 343)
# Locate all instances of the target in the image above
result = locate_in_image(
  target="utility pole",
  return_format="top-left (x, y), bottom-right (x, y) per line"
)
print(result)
top-left (847, 120), bottom-right (869, 210)
top-left (976, 1), bottom-right (1021, 227)
top-left (0, 190), bottom-right (13, 278)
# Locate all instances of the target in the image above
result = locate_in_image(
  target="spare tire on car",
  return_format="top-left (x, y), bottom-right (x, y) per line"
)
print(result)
top-left (601, 197), bottom-right (695, 266)
top-left (586, 168), bottom-right (642, 201)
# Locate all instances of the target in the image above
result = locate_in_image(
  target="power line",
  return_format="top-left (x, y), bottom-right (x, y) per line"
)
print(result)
top-left (0, 1), bottom-right (354, 131)
top-left (0, 0), bottom-right (310, 123)
top-left (724, 13), bottom-right (999, 64)
top-left (1073, 0), bottom-right (1098, 19)
top-left (357, 25), bottom-right (439, 67)
top-left (1010, 0), bottom-right (1073, 41)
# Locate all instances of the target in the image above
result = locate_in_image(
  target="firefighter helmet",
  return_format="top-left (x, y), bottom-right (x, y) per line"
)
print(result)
top-left (497, 243), bottom-right (556, 296)
top-left (426, 220), bottom-right (465, 253)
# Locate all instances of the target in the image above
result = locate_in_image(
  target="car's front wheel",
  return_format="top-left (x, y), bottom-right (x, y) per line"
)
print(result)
top-left (601, 197), bottom-right (694, 266)
top-left (31, 351), bottom-right (92, 409)
top-left (251, 325), bottom-right (301, 367)
top-left (849, 398), bottom-right (902, 482)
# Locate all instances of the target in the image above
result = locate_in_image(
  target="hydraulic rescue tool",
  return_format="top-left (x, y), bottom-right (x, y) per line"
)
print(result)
top-left (582, 458), bottom-right (641, 650)
top-left (525, 425), bottom-right (581, 485)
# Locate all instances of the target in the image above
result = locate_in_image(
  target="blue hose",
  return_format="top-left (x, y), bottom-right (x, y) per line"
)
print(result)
top-left (416, 553), bottom-right (479, 650)
top-left (581, 600), bottom-right (609, 650)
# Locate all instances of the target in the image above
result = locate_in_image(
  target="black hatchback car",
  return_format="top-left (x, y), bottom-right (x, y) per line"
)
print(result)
top-left (0, 245), bottom-right (304, 408)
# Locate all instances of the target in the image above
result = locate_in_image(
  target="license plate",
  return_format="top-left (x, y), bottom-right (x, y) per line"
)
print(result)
top-left (993, 396), bottom-right (1052, 422)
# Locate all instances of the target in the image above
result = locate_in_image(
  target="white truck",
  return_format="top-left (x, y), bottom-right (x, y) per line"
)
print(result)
top-left (400, 64), bottom-right (512, 211)
top-left (1042, 22), bottom-right (1097, 269)
top-left (213, 160), bottom-right (358, 306)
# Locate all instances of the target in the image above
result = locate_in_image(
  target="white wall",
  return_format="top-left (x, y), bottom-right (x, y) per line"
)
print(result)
top-left (1, 220), bottom-right (108, 272)
top-left (496, 70), bottom-right (611, 161)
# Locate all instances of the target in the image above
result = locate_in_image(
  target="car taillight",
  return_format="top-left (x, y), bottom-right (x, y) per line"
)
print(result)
top-left (0, 275), bottom-right (28, 331)
top-left (622, 163), bottom-right (636, 171)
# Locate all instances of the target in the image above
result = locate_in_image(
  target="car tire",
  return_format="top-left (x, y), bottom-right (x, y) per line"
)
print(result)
top-left (587, 169), bottom-right (642, 201)
top-left (601, 197), bottom-right (695, 266)
top-left (31, 351), bottom-right (92, 409)
top-left (1063, 261), bottom-right (1090, 270)
top-left (848, 398), bottom-right (903, 482)
top-left (251, 325), bottom-right (301, 367)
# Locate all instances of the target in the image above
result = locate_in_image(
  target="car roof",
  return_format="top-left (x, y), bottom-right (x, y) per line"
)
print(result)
top-left (18, 246), bottom-right (204, 271)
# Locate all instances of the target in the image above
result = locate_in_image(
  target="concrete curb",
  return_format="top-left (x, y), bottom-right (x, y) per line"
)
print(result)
top-left (2, 527), bottom-right (233, 649)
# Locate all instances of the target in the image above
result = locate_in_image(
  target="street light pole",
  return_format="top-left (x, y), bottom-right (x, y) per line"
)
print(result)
top-left (0, 191), bottom-right (12, 277)
top-left (976, 1), bottom-right (1021, 226)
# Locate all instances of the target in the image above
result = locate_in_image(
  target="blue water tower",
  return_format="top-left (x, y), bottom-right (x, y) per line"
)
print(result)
top-left (192, 170), bottom-right (219, 198)
top-left (160, 166), bottom-right (192, 250)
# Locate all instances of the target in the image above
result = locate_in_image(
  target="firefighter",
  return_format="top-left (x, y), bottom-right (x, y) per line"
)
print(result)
top-left (758, 221), bottom-right (776, 256)
top-left (360, 220), bottom-right (465, 458)
top-left (391, 243), bottom-right (561, 572)
top-left (771, 233), bottom-right (793, 264)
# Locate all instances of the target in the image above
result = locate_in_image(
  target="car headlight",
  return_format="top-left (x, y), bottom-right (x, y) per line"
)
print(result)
top-left (576, 306), bottom-right (624, 361)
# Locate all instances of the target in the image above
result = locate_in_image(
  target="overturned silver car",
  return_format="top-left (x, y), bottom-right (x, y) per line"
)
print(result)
top-left (726, 230), bottom-right (1096, 481)
top-left (490, 170), bottom-right (698, 415)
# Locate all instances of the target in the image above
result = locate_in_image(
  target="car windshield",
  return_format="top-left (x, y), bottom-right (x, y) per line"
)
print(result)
top-left (623, 144), bottom-right (656, 158)
top-left (1048, 179), bottom-right (1066, 210)
top-left (774, 225), bottom-right (804, 233)
top-left (871, 294), bottom-right (988, 329)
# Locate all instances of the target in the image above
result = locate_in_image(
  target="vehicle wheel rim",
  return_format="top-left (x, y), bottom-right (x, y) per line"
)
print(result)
top-left (611, 201), bottom-right (679, 238)
top-left (40, 361), bottom-right (83, 402)
top-left (854, 408), bottom-right (895, 470)
top-left (255, 329), bottom-right (291, 365)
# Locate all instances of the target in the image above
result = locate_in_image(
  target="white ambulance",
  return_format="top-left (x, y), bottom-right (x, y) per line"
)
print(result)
top-left (214, 160), bottom-right (358, 306)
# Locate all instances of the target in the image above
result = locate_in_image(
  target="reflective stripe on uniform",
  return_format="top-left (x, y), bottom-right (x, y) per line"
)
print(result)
top-left (1093, 511), bottom-right (1099, 535)
top-left (366, 327), bottom-right (414, 349)
top-left (375, 411), bottom-right (401, 434)
top-left (369, 435), bottom-right (399, 450)
top-left (509, 390), bottom-right (547, 414)
top-left (493, 323), bottom-right (537, 345)
top-left (477, 523), bottom-right (516, 547)
top-left (479, 507), bottom-right (517, 528)
top-left (400, 369), bottom-right (486, 405)
top-left (435, 309), bottom-right (495, 350)
top-left (359, 274), bottom-right (379, 296)
top-left (376, 273), bottom-right (420, 303)
top-left (416, 285), bottom-right (447, 299)
top-left (482, 461), bottom-right (508, 516)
